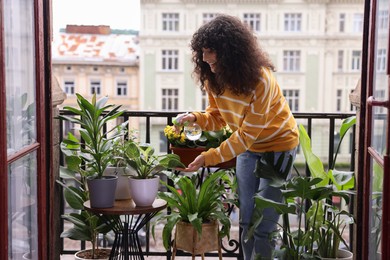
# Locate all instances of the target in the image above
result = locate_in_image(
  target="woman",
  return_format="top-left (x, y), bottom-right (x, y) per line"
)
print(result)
top-left (176, 14), bottom-right (299, 259)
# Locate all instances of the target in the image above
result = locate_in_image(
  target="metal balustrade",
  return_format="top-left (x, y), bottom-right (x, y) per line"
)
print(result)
top-left (58, 110), bottom-right (356, 259)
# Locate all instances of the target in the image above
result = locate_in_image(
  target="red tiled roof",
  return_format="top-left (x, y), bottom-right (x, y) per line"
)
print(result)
top-left (52, 29), bottom-right (139, 64)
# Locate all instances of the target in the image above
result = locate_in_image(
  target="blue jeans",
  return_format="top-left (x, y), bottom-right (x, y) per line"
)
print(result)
top-left (236, 148), bottom-right (297, 260)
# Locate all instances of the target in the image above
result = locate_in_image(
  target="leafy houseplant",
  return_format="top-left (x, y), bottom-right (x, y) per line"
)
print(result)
top-left (156, 171), bottom-right (232, 255)
top-left (57, 93), bottom-right (125, 258)
top-left (249, 116), bottom-right (356, 260)
top-left (124, 141), bottom-right (186, 206)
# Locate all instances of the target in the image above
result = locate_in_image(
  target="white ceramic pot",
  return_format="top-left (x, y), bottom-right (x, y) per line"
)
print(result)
top-left (318, 249), bottom-right (353, 260)
top-left (129, 175), bottom-right (160, 207)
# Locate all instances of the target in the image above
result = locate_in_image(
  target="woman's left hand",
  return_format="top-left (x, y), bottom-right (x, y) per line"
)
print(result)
top-left (176, 155), bottom-right (205, 172)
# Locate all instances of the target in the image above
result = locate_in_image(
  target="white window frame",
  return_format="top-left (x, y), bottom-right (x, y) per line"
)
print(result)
top-left (351, 50), bottom-right (361, 71)
top-left (283, 89), bottom-right (300, 112)
top-left (378, 10), bottom-right (389, 30)
top-left (353, 13), bottom-right (364, 33)
top-left (337, 50), bottom-right (344, 71)
top-left (64, 80), bottom-right (75, 95)
top-left (162, 50), bottom-right (179, 71)
top-left (243, 13), bottom-right (261, 32)
top-left (202, 13), bottom-right (218, 24)
top-left (161, 88), bottom-right (179, 111)
top-left (162, 13), bottom-right (179, 32)
top-left (377, 48), bottom-right (387, 72)
top-left (116, 81), bottom-right (128, 97)
top-left (284, 13), bottom-right (302, 32)
top-left (339, 13), bottom-right (346, 32)
top-left (336, 89), bottom-right (342, 112)
top-left (283, 50), bottom-right (301, 72)
top-left (90, 80), bottom-right (101, 96)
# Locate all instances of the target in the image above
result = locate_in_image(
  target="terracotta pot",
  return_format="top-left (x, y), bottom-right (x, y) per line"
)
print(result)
top-left (173, 220), bottom-right (221, 258)
top-left (170, 146), bottom-right (236, 169)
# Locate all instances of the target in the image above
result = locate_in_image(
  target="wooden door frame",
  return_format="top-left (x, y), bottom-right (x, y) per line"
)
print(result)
top-left (0, 0), bottom-right (51, 259)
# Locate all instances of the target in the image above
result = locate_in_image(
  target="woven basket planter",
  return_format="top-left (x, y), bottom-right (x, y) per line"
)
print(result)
top-left (172, 220), bottom-right (222, 259)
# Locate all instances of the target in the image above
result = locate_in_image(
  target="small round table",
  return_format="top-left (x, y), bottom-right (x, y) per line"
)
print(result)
top-left (84, 199), bottom-right (167, 260)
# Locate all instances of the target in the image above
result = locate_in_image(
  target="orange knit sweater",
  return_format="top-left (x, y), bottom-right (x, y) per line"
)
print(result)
top-left (192, 67), bottom-right (299, 167)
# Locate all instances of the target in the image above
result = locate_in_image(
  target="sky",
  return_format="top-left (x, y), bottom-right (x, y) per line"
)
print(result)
top-left (52, 0), bottom-right (140, 33)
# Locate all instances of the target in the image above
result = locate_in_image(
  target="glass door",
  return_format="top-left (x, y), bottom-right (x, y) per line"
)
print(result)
top-left (0, 0), bottom-right (49, 259)
top-left (363, 0), bottom-right (390, 259)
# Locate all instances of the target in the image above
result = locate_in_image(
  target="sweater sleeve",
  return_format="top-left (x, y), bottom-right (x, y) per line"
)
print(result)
top-left (200, 68), bottom-right (291, 167)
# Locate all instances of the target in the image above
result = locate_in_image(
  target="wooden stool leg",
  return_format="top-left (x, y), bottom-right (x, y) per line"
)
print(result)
top-left (192, 254), bottom-right (196, 260)
top-left (201, 253), bottom-right (205, 260)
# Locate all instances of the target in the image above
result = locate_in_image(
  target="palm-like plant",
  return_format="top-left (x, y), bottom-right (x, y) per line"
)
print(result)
top-left (156, 171), bottom-right (232, 250)
top-left (58, 93), bottom-right (124, 179)
top-left (249, 116), bottom-right (356, 259)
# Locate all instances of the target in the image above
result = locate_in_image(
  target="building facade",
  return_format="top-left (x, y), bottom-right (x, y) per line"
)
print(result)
top-left (139, 0), bottom-right (364, 158)
top-left (52, 25), bottom-right (140, 111)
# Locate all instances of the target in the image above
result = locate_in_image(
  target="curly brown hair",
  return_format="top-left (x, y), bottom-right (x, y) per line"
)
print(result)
top-left (190, 14), bottom-right (275, 96)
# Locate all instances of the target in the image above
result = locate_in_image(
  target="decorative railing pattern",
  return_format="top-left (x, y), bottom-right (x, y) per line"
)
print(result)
top-left (58, 110), bottom-right (356, 259)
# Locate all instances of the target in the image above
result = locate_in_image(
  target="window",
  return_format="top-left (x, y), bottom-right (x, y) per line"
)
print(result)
top-left (162, 88), bottom-right (179, 111)
top-left (90, 80), bottom-right (101, 95)
top-left (378, 10), bottom-right (389, 30)
top-left (243, 13), bottom-right (261, 32)
top-left (377, 49), bottom-right (387, 72)
top-left (116, 81), bottom-right (127, 96)
top-left (162, 50), bottom-right (179, 71)
top-left (283, 50), bottom-right (301, 72)
top-left (283, 89), bottom-right (300, 112)
top-left (353, 13), bottom-right (364, 33)
top-left (64, 80), bottom-right (75, 95)
top-left (336, 89), bottom-right (342, 111)
top-left (337, 50), bottom-right (344, 71)
top-left (66, 66), bottom-right (72, 71)
top-left (162, 13), bottom-right (179, 32)
top-left (203, 13), bottom-right (218, 24)
top-left (339, 13), bottom-right (345, 32)
top-left (351, 50), bottom-right (361, 71)
top-left (284, 13), bottom-right (302, 32)
top-left (201, 90), bottom-right (208, 110)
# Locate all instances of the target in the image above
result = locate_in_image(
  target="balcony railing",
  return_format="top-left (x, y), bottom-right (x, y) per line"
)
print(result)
top-left (58, 110), bottom-right (356, 259)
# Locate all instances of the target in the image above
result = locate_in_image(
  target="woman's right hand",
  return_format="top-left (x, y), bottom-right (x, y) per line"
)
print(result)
top-left (174, 112), bottom-right (196, 125)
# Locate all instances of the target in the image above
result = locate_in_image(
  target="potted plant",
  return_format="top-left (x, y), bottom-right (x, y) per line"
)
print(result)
top-left (164, 124), bottom-right (235, 168)
top-left (249, 116), bottom-right (356, 260)
top-left (104, 123), bottom-right (138, 200)
top-left (155, 171), bottom-right (232, 258)
top-left (57, 167), bottom-right (115, 259)
top-left (57, 93), bottom-right (125, 258)
top-left (58, 93), bottom-right (124, 208)
top-left (124, 141), bottom-right (186, 207)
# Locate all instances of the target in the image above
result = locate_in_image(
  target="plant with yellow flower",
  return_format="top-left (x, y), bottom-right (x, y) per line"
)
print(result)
top-left (163, 124), bottom-right (232, 149)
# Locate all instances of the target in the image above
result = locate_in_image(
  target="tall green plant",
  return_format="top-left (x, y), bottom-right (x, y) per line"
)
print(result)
top-left (249, 116), bottom-right (356, 259)
top-left (156, 171), bottom-right (232, 250)
top-left (58, 93), bottom-right (124, 179)
top-left (57, 93), bottom-right (124, 258)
